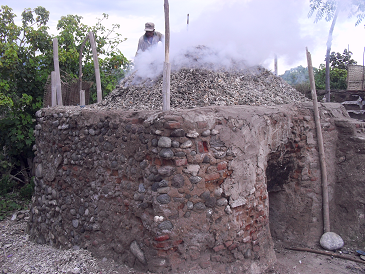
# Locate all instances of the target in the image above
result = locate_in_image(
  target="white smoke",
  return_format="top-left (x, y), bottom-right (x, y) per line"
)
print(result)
top-left (132, 0), bottom-right (315, 79)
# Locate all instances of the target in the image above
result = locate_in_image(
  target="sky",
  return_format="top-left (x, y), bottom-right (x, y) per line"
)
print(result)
top-left (3, 0), bottom-right (365, 75)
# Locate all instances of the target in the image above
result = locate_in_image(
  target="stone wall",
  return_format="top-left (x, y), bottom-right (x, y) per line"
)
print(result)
top-left (28, 102), bottom-right (358, 273)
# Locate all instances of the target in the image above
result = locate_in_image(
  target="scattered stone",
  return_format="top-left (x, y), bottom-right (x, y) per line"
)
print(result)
top-left (194, 202), bottom-right (206, 211)
top-left (157, 194), bottom-right (171, 204)
top-left (159, 148), bottom-right (174, 159)
top-left (186, 130), bottom-right (199, 138)
top-left (189, 176), bottom-right (202, 184)
top-left (320, 232), bottom-right (344, 251)
top-left (158, 137), bottom-right (172, 148)
top-left (158, 220), bottom-right (173, 231)
top-left (184, 165), bottom-right (200, 176)
top-left (172, 174), bottom-right (185, 188)
top-left (130, 241), bottom-right (146, 264)
top-left (180, 140), bottom-right (193, 149)
top-left (97, 67), bottom-right (308, 111)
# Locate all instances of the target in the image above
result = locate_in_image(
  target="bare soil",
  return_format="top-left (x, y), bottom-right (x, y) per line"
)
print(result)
top-left (1, 211), bottom-right (365, 274)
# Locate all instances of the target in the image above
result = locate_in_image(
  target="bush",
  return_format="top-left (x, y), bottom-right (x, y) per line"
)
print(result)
top-left (293, 82), bottom-right (311, 99)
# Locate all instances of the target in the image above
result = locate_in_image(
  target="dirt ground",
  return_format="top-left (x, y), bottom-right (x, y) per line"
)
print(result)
top-left (1, 212), bottom-right (365, 274)
top-left (268, 241), bottom-right (365, 274)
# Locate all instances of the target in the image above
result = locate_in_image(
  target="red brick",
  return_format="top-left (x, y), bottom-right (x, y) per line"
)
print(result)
top-left (62, 166), bottom-right (68, 171)
top-left (205, 172), bottom-right (220, 182)
top-left (175, 158), bottom-right (188, 166)
top-left (152, 241), bottom-right (172, 249)
top-left (213, 244), bottom-right (226, 252)
top-left (217, 161), bottom-right (227, 171)
top-left (164, 121), bottom-right (181, 129)
top-left (155, 234), bottom-right (170, 242)
top-left (197, 141), bottom-right (209, 153)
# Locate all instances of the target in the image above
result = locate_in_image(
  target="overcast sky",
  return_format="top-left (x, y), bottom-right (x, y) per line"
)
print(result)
top-left (3, 0), bottom-right (365, 74)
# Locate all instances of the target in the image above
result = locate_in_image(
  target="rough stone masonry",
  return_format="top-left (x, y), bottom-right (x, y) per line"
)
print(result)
top-left (28, 101), bottom-right (365, 273)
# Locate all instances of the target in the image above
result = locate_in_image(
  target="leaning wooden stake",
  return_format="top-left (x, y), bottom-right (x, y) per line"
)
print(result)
top-left (89, 31), bottom-right (102, 103)
top-left (306, 47), bottom-right (330, 233)
top-left (53, 38), bottom-right (63, 106)
top-left (162, 0), bottom-right (171, 112)
top-left (286, 246), bottom-right (365, 265)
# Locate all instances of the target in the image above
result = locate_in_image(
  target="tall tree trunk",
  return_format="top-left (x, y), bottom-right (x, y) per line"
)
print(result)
top-left (325, 8), bottom-right (339, 102)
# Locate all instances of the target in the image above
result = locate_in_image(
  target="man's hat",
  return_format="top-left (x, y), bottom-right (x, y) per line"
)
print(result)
top-left (144, 22), bottom-right (155, 31)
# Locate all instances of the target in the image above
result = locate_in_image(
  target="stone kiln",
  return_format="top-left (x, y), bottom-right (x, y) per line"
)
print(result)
top-left (28, 102), bottom-right (365, 273)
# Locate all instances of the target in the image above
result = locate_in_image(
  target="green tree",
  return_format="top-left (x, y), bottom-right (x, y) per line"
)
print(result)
top-left (308, 0), bottom-right (365, 102)
top-left (280, 65), bottom-right (309, 86)
top-left (314, 49), bottom-right (357, 90)
top-left (329, 49), bottom-right (357, 69)
top-left (0, 5), bottom-right (129, 194)
top-left (55, 13), bottom-right (129, 101)
top-left (314, 64), bottom-right (348, 90)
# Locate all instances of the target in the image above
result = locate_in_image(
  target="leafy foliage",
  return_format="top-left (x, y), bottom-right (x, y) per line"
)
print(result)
top-left (308, 0), bottom-right (337, 22)
top-left (314, 65), bottom-right (348, 90)
top-left (328, 49), bottom-right (357, 69)
top-left (309, 0), bottom-right (365, 24)
top-left (0, 5), bottom-right (130, 201)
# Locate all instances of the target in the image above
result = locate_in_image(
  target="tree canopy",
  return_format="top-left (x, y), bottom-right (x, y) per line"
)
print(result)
top-left (0, 5), bottom-right (130, 195)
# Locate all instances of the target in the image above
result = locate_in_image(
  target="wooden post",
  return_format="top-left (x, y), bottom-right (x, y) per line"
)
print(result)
top-left (187, 14), bottom-right (189, 31)
top-left (162, 0), bottom-right (171, 111)
top-left (80, 90), bottom-right (85, 106)
top-left (274, 55), bottom-right (278, 76)
top-left (51, 71), bottom-right (57, 107)
top-left (306, 47), bottom-right (330, 234)
top-left (79, 34), bottom-right (90, 93)
top-left (89, 31), bottom-right (102, 103)
top-left (53, 38), bottom-right (63, 106)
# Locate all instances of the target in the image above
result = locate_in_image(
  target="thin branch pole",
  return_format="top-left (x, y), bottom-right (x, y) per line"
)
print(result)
top-left (307, 48), bottom-right (330, 234)
top-left (53, 38), bottom-right (63, 106)
top-left (89, 31), bottom-right (102, 103)
top-left (286, 246), bottom-right (365, 265)
top-left (162, 0), bottom-right (171, 111)
top-left (8, 174), bottom-right (25, 184)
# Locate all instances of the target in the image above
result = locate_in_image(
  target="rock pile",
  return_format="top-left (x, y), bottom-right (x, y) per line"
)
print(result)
top-left (96, 66), bottom-right (308, 111)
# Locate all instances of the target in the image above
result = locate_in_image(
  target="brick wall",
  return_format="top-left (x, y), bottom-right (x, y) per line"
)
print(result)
top-left (28, 103), bottom-right (352, 272)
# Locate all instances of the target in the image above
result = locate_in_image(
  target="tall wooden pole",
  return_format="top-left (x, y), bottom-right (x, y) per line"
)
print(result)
top-left (324, 8), bottom-right (339, 102)
top-left (187, 14), bottom-right (189, 31)
top-left (162, 0), bottom-right (171, 111)
top-left (89, 31), bottom-right (102, 103)
top-left (307, 47), bottom-right (330, 234)
top-left (53, 38), bottom-right (63, 106)
top-left (79, 33), bottom-right (90, 93)
top-left (274, 55), bottom-right (278, 76)
top-left (51, 71), bottom-right (57, 107)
